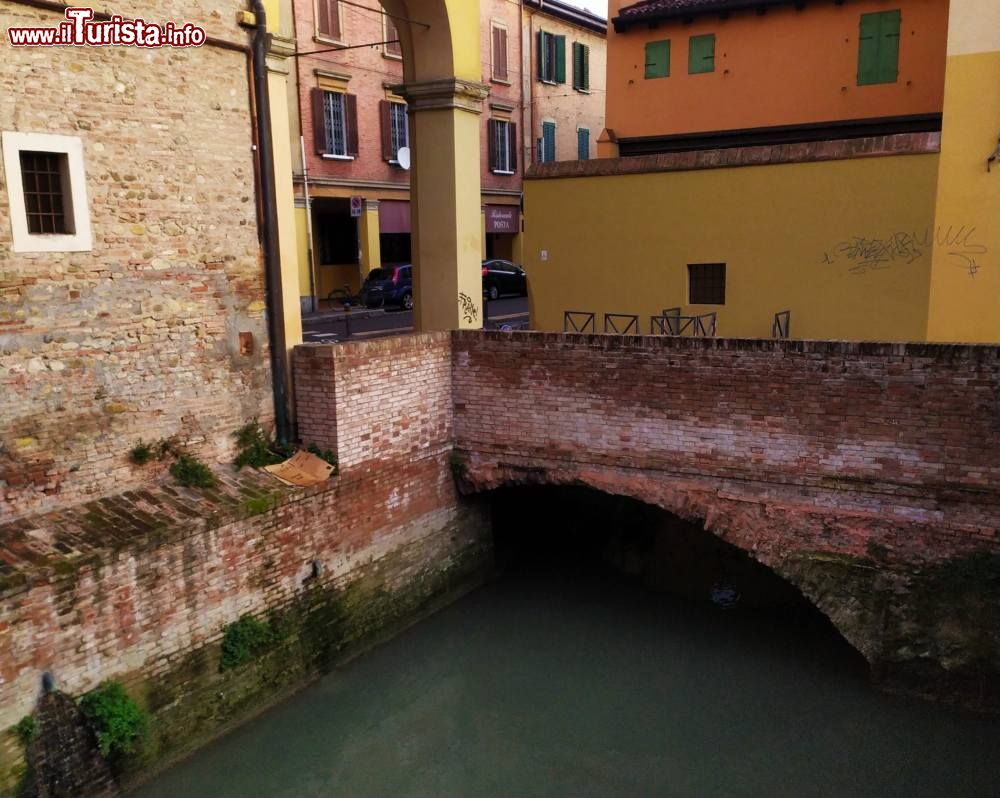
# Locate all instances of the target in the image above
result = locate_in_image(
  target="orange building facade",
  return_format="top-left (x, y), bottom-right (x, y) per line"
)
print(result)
top-left (605, 0), bottom-right (949, 152)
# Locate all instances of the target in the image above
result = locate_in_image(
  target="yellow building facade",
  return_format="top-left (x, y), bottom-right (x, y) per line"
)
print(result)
top-left (526, 0), bottom-right (1000, 343)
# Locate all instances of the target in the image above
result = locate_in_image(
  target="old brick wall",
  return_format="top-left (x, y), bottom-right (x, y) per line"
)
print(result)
top-left (294, 333), bottom-right (453, 471)
top-left (0, 1), bottom-right (271, 522)
top-left (449, 331), bottom-right (1000, 700)
top-left (451, 332), bottom-right (1000, 553)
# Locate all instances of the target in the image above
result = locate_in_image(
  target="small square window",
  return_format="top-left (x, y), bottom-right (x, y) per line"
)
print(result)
top-left (689, 263), bottom-right (726, 305)
top-left (645, 40), bottom-right (670, 79)
top-left (2, 131), bottom-right (92, 253)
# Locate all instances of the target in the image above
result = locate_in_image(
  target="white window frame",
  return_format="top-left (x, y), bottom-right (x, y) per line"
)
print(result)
top-left (492, 119), bottom-right (515, 175)
top-left (322, 91), bottom-right (351, 159)
top-left (2, 131), bottom-right (92, 253)
top-left (383, 13), bottom-right (402, 59)
top-left (389, 101), bottom-right (409, 163)
top-left (315, 0), bottom-right (345, 45)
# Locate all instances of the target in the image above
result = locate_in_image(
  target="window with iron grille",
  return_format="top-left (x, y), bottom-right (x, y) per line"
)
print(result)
top-left (390, 102), bottom-right (408, 160)
top-left (688, 263), bottom-right (726, 305)
top-left (325, 92), bottom-right (348, 156)
top-left (19, 151), bottom-right (72, 235)
top-left (490, 119), bottom-right (516, 174)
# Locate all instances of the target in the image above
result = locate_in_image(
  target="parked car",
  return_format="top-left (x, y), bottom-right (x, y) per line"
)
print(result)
top-left (482, 260), bottom-right (527, 301)
top-left (359, 264), bottom-right (413, 310)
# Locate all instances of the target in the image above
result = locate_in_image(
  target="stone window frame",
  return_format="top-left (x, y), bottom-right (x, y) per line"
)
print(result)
top-left (1, 131), bottom-right (93, 253)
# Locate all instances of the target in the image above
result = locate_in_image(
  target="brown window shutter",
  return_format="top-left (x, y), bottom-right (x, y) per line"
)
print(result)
top-left (380, 101), bottom-right (393, 161)
top-left (508, 122), bottom-right (517, 172)
top-left (345, 93), bottom-right (359, 156)
top-left (311, 88), bottom-right (328, 154)
top-left (319, 0), bottom-right (341, 39)
top-left (487, 119), bottom-right (498, 171)
top-left (499, 28), bottom-right (508, 80)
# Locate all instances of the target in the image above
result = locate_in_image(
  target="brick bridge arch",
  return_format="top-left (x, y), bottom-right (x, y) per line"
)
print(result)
top-left (460, 463), bottom-right (885, 663)
top-left (295, 331), bottom-right (1000, 708)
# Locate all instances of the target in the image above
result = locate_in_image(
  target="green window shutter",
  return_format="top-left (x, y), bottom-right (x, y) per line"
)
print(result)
top-left (878, 10), bottom-right (901, 83)
top-left (688, 34), bottom-right (715, 74)
top-left (542, 122), bottom-right (556, 162)
top-left (537, 30), bottom-right (546, 80)
top-left (572, 42), bottom-right (581, 89)
top-left (858, 11), bottom-right (900, 85)
top-left (555, 35), bottom-right (567, 84)
top-left (577, 128), bottom-right (590, 161)
top-left (582, 45), bottom-right (590, 90)
top-left (644, 40), bottom-right (670, 79)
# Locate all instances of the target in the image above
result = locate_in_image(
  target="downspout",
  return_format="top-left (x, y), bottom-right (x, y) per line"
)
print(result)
top-left (251, 0), bottom-right (291, 443)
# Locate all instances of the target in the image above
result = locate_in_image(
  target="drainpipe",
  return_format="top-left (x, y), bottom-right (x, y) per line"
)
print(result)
top-left (251, 0), bottom-right (291, 443)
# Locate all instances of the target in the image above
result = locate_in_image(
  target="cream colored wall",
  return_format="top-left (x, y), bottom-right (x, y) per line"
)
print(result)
top-left (525, 155), bottom-right (941, 341)
top-left (925, 0), bottom-right (1000, 342)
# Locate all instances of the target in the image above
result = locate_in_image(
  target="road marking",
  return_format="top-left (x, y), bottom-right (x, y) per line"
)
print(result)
top-left (305, 333), bottom-right (339, 339)
top-left (348, 327), bottom-right (415, 338)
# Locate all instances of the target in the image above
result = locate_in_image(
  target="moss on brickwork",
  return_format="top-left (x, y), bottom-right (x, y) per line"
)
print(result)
top-left (108, 526), bottom-right (492, 791)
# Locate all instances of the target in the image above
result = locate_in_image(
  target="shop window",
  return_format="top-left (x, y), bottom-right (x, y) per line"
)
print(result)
top-left (492, 24), bottom-right (509, 81)
top-left (572, 42), bottom-right (590, 91)
top-left (1, 131), bottom-right (92, 253)
top-left (858, 10), bottom-right (901, 85)
top-left (384, 14), bottom-right (401, 58)
top-left (688, 263), bottom-right (726, 305)
top-left (538, 30), bottom-right (566, 83)
top-left (312, 88), bottom-right (358, 158)
top-left (380, 101), bottom-right (409, 162)
top-left (317, 0), bottom-right (342, 41)
top-left (689, 34), bottom-right (715, 74)
top-left (577, 127), bottom-right (590, 161)
top-left (489, 119), bottom-right (517, 174)
top-left (645, 40), bottom-right (670, 79)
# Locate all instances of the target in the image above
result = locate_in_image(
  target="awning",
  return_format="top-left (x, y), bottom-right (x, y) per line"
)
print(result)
top-left (379, 200), bottom-right (411, 234)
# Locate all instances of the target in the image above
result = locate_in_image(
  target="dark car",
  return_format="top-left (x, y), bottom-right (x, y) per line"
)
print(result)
top-left (482, 260), bottom-right (527, 301)
top-left (360, 264), bottom-right (413, 310)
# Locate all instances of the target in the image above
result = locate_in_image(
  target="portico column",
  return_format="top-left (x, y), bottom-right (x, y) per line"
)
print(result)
top-left (359, 199), bottom-right (382, 277)
top-left (397, 78), bottom-right (490, 331)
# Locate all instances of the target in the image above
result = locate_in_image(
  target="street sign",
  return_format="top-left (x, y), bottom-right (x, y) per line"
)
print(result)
top-left (350, 196), bottom-right (363, 218)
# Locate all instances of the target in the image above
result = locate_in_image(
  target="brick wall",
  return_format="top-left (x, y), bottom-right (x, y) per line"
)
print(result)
top-left (451, 332), bottom-right (1000, 555)
top-left (0, 2), bottom-right (272, 522)
top-left (295, 333), bottom-right (453, 471)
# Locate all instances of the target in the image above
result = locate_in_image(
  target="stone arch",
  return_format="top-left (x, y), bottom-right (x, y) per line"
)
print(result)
top-left (378, 0), bottom-right (488, 332)
top-left (463, 464), bottom-right (889, 668)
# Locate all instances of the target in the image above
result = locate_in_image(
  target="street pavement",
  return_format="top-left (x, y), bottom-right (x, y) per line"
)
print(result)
top-left (302, 296), bottom-right (529, 344)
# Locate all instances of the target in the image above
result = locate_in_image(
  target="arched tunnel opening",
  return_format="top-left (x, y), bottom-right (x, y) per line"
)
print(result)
top-left (488, 484), bottom-right (870, 678)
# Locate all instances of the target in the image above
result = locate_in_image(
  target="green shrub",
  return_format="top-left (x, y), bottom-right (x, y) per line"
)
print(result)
top-left (13, 716), bottom-right (38, 747)
top-left (307, 443), bottom-right (339, 474)
top-left (129, 441), bottom-right (154, 465)
top-left (169, 454), bottom-right (216, 488)
top-left (234, 420), bottom-right (295, 469)
top-left (79, 682), bottom-right (147, 758)
top-left (219, 614), bottom-right (280, 672)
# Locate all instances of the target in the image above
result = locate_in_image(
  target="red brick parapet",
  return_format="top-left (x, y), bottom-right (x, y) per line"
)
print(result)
top-left (526, 131), bottom-right (941, 180)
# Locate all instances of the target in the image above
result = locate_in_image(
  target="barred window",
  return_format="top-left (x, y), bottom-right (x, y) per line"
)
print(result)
top-left (324, 92), bottom-right (347, 157)
top-left (688, 263), bottom-right (726, 305)
top-left (20, 151), bottom-right (71, 235)
top-left (390, 102), bottom-right (408, 159)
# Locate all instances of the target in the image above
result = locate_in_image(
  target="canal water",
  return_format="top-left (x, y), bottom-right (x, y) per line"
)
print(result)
top-left (135, 557), bottom-right (1000, 797)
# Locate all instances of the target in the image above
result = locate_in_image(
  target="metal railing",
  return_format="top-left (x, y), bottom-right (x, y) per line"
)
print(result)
top-left (604, 313), bottom-right (640, 335)
top-left (650, 311), bottom-right (718, 337)
top-left (563, 311), bottom-right (596, 333)
top-left (772, 310), bottom-right (791, 339)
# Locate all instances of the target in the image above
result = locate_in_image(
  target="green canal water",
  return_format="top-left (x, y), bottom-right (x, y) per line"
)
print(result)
top-left (134, 562), bottom-right (1000, 798)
